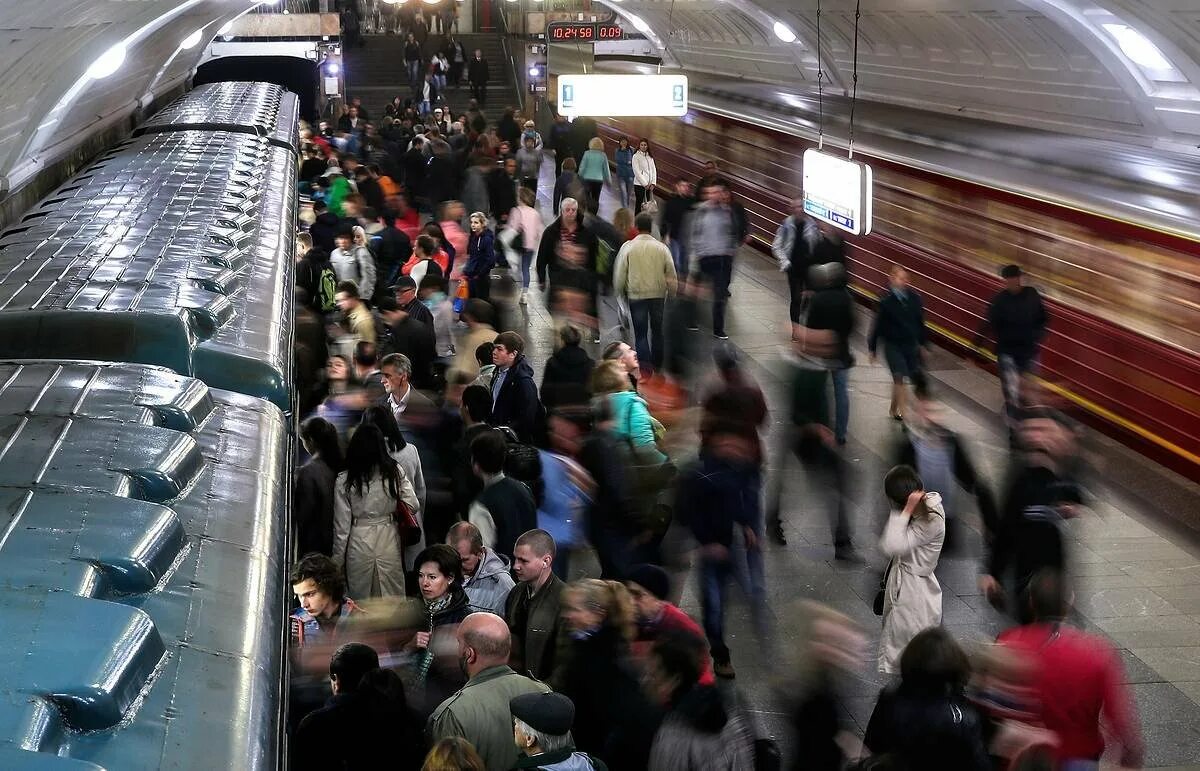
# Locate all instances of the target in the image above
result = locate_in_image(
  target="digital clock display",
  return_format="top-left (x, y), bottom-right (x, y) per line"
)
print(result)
top-left (547, 22), bottom-right (624, 42)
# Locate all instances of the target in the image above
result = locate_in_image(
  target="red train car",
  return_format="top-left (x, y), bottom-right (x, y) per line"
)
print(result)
top-left (598, 110), bottom-right (1200, 483)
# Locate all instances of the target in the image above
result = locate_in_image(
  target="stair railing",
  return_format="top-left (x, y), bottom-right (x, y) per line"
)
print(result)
top-left (496, 8), bottom-right (525, 112)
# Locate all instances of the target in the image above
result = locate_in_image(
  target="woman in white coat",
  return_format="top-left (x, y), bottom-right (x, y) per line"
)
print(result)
top-left (332, 423), bottom-right (419, 599)
top-left (360, 405), bottom-right (428, 570)
top-left (631, 139), bottom-right (658, 215)
top-left (878, 464), bottom-right (946, 674)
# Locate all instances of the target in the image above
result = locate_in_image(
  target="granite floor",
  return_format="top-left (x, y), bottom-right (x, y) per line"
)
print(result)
top-left (478, 159), bottom-right (1200, 769)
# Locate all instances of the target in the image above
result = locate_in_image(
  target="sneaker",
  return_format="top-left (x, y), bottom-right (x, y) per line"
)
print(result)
top-left (714, 333), bottom-right (729, 340)
top-left (592, 333), bottom-right (601, 343)
top-left (686, 324), bottom-right (700, 332)
top-left (713, 659), bottom-right (737, 679)
top-left (519, 289), bottom-right (527, 305)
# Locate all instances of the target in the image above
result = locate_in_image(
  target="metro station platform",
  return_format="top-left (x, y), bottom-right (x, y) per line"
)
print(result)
top-left (506, 160), bottom-right (1200, 769)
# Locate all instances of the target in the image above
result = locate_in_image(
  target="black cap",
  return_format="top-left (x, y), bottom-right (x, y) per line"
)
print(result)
top-left (627, 564), bottom-right (670, 601)
top-left (391, 276), bottom-right (417, 292)
top-left (1001, 264), bottom-right (1022, 278)
top-left (510, 692), bottom-right (575, 736)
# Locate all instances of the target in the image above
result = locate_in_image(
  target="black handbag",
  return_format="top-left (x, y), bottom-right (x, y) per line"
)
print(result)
top-left (873, 559), bottom-right (895, 616)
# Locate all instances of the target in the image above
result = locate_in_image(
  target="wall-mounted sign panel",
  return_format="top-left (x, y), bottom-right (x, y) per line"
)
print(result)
top-left (802, 149), bottom-right (873, 236)
top-left (558, 74), bottom-right (688, 117)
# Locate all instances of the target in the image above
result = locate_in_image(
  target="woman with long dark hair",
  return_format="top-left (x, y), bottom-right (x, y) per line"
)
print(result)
top-left (360, 405), bottom-right (427, 569)
top-left (295, 417), bottom-right (344, 557)
top-left (332, 423), bottom-right (419, 598)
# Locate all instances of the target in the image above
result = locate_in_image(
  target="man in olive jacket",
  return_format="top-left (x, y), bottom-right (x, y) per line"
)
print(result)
top-left (428, 613), bottom-right (550, 771)
top-left (505, 529), bottom-right (568, 682)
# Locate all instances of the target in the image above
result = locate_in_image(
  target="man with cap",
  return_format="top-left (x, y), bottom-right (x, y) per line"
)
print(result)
top-left (625, 564), bottom-right (715, 686)
top-left (511, 692), bottom-right (609, 770)
top-left (976, 264), bottom-right (1048, 437)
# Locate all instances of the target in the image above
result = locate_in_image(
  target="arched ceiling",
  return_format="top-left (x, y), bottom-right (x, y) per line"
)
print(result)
top-left (0, 0), bottom-right (262, 197)
top-left (597, 0), bottom-right (1200, 145)
top-left (1, 0), bottom-right (1199, 207)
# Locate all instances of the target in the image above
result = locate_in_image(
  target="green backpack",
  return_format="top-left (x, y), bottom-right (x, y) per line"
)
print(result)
top-left (316, 265), bottom-right (338, 313)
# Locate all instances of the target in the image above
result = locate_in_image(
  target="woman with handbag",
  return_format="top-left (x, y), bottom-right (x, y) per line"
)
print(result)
top-left (632, 139), bottom-right (657, 215)
top-left (332, 423), bottom-right (420, 599)
top-left (360, 406), bottom-right (427, 570)
top-left (877, 464), bottom-right (946, 674)
top-left (411, 544), bottom-right (471, 716)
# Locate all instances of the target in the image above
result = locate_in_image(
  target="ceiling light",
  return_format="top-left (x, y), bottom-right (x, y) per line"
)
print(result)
top-left (1102, 23), bottom-right (1174, 71)
top-left (218, 20), bottom-right (234, 35)
top-left (628, 14), bottom-right (650, 33)
top-left (773, 21), bottom-right (797, 43)
top-left (86, 43), bottom-right (127, 79)
top-left (180, 29), bottom-right (203, 49)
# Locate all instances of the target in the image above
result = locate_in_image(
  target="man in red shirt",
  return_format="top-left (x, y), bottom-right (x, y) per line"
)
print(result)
top-left (996, 570), bottom-right (1143, 769)
top-left (625, 564), bottom-right (716, 685)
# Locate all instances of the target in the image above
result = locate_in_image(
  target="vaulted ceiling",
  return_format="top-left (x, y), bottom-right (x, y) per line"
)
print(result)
top-left (2, 0), bottom-right (1199, 207)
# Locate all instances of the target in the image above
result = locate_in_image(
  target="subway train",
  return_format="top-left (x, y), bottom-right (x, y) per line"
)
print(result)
top-left (0, 82), bottom-right (297, 769)
top-left (598, 86), bottom-right (1200, 484)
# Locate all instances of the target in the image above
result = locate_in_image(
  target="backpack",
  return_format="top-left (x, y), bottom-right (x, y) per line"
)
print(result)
top-left (316, 265), bottom-right (338, 313)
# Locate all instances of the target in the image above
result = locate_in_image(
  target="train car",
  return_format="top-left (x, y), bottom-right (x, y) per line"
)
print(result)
top-left (0, 82), bottom-right (299, 768)
top-left (598, 101), bottom-right (1200, 481)
top-left (0, 360), bottom-right (290, 769)
top-left (0, 129), bottom-right (296, 412)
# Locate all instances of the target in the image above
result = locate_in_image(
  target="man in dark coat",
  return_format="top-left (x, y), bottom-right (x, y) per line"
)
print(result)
top-left (309, 200), bottom-right (344, 254)
top-left (468, 429), bottom-right (538, 560)
top-left (536, 199), bottom-right (600, 338)
top-left (468, 49), bottom-right (490, 105)
top-left (293, 643), bottom-right (425, 770)
top-left (506, 528), bottom-right (568, 681)
top-left (487, 331), bottom-right (542, 442)
top-left (868, 264), bottom-right (929, 421)
top-left (977, 263), bottom-right (1049, 436)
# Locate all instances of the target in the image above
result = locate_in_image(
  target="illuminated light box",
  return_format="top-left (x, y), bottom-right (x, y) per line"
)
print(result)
top-left (558, 74), bottom-right (688, 118)
top-left (802, 149), bottom-right (873, 236)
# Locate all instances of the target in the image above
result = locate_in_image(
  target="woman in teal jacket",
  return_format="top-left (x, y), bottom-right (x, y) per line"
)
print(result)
top-left (592, 361), bottom-right (666, 465)
top-left (578, 137), bottom-right (613, 215)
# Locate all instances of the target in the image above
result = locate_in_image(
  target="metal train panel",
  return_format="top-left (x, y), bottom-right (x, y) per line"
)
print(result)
top-left (0, 131), bottom-right (296, 411)
top-left (0, 361), bottom-right (288, 770)
top-left (134, 81), bottom-right (301, 154)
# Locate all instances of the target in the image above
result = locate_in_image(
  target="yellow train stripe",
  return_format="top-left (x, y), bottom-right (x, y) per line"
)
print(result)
top-left (848, 285), bottom-right (1200, 467)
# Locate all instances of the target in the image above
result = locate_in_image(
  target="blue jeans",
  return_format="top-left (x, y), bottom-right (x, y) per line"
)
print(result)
top-left (520, 248), bottom-right (534, 288)
top-left (407, 60), bottom-right (421, 87)
top-left (831, 367), bottom-right (849, 443)
top-left (668, 239), bottom-right (688, 278)
top-left (617, 178), bottom-right (634, 210)
top-left (698, 554), bottom-right (734, 662)
top-left (628, 297), bottom-right (665, 373)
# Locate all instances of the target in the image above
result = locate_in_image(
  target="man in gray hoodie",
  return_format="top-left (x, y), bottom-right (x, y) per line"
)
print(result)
top-left (449, 521), bottom-right (516, 615)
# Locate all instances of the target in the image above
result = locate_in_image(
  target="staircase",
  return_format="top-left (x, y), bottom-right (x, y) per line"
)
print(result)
top-left (343, 33), bottom-right (521, 123)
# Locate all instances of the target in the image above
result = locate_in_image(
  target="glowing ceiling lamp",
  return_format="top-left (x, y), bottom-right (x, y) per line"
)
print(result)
top-left (1101, 23), bottom-right (1174, 71)
top-left (86, 43), bottom-right (127, 79)
top-left (628, 14), bottom-right (650, 33)
top-left (218, 20), bottom-right (234, 34)
top-left (180, 29), bottom-right (203, 50)
top-left (773, 21), bottom-right (797, 43)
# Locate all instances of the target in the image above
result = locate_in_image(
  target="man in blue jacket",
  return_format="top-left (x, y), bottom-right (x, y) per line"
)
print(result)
top-left (487, 331), bottom-right (543, 442)
top-left (868, 264), bottom-right (929, 421)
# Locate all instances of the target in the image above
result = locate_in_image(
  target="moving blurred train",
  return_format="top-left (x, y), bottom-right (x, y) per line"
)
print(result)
top-left (0, 82), bottom-right (297, 769)
top-left (599, 85), bottom-right (1200, 488)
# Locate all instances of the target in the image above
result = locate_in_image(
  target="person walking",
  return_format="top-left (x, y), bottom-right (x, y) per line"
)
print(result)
top-left (659, 180), bottom-right (695, 280)
top-left (613, 213), bottom-right (677, 377)
top-left (295, 416), bottom-right (344, 557)
top-left (772, 198), bottom-right (819, 326)
top-left (613, 137), bottom-right (636, 211)
top-left (688, 178), bottom-right (739, 339)
top-left (802, 261), bottom-right (855, 445)
top-left (332, 423), bottom-right (420, 599)
top-left (577, 138), bottom-right (612, 216)
top-left (405, 33), bottom-right (424, 89)
top-left (877, 465), bottom-right (946, 675)
top-left (631, 139), bottom-right (657, 215)
top-left (464, 212), bottom-right (497, 302)
top-left (536, 198), bottom-right (599, 338)
top-left (868, 264), bottom-right (929, 421)
top-left (505, 188), bottom-right (545, 305)
top-left (468, 49), bottom-right (490, 105)
top-left (976, 264), bottom-right (1048, 438)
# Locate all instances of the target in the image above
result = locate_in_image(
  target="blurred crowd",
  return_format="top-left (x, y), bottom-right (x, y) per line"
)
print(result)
top-left (285, 88), bottom-right (1145, 771)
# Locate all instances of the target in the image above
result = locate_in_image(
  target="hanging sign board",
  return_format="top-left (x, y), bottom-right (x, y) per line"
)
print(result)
top-left (558, 74), bottom-right (688, 117)
top-left (802, 149), bottom-right (873, 236)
